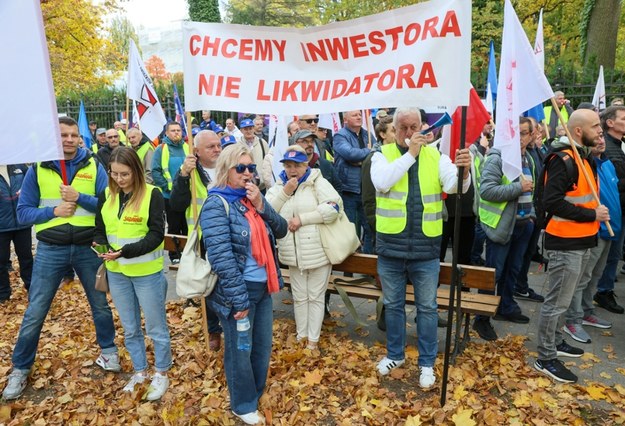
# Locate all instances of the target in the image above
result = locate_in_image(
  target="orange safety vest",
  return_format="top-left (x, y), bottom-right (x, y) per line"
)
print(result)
top-left (545, 149), bottom-right (599, 239)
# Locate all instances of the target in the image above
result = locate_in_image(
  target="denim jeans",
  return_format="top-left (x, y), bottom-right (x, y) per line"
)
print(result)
top-left (565, 239), bottom-right (611, 324)
top-left (12, 242), bottom-right (117, 370)
top-left (470, 222), bottom-right (486, 264)
top-left (343, 192), bottom-right (373, 254)
top-left (485, 220), bottom-right (533, 316)
top-left (216, 281), bottom-right (273, 415)
top-left (515, 223), bottom-right (543, 294)
top-left (596, 216), bottom-right (625, 293)
top-left (108, 270), bottom-right (172, 372)
top-left (0, 228), bottom-right (33, 299)
top-left (537, 249), bottom-right (590, 360)
top-left (378, 255), bottom-right (439, 367)
top-left (204, 301), bottom-right (222, 334)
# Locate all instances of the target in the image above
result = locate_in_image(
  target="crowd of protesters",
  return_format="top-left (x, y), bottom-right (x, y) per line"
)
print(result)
top-left (2, 95), bottom-right (625, 423)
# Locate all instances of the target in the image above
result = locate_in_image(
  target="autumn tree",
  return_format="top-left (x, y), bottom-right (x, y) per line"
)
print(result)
top-left (104, 16), bottom-right (141, 72)
top-left (225, 0), bottom-right (318, 27)
top-left (188, 0), bottom-right (221, 22)
top-left (144, 55), bottom-right (171, 83)
top-left (41, 0), bottom-right (118, 95)
top-left (581, 0), bottom-right (622, 69)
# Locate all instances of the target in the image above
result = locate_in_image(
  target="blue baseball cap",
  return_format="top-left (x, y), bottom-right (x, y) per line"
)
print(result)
top-left (240, 118), bottom-right (254, 128)
top-left (191, 127), bottom-right (201, 136)
top-left (214, 124), bottom-right (224, 133)
top-left (280, 150), bottom-right (308, 163)
top-left (221, 135), bottom-right (237, 148)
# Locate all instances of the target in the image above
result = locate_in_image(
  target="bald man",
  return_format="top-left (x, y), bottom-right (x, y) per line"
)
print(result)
top-left (534, 109), bottom-right (609, 384)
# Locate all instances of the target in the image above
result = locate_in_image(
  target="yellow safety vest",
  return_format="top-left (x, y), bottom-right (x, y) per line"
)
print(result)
top-left (136, 142), bottom-right (154, 163)
top-left (161, 143), bottom-right (189, 191)
top-left (185, 169), bottom-right (208, 234)
top-left (101, 184), bottom-right (164, 276)
top-left (375, 144), bottom-right (443, 236)
top-left (544, 105), bottom-right (570, 126)
top-left (35, 159), bottom-right (98, 233)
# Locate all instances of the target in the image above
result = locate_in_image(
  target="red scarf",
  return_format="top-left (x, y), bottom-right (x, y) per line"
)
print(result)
top-left (241, 198), bottom-right (280, 293)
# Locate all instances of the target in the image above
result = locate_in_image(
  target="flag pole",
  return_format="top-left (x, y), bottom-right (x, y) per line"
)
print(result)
top-left (366, 109), bottom-right (372, 148)
top-left (440, 105), bottom-right (468, 406)
top-left (550, 97), bottom-right (613, 236)
top-left (125, 96), bottom-right (130, 132)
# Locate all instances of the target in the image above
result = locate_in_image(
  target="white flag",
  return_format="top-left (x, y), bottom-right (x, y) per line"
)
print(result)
top-left (270, 115), bottom-right (291, 185)
top-left (485, 82), bottom-right (494, 113)
top-left (534, 9), bottom-right (545, 73)
top-left (495, 0), bottom-right (554, 181)
top-left (127, 39), bottom-right (167, 141)
top-left (319, 113), bottom-right (341, 134)
top-left (592, 66), bottom-right (606, 112)
top-left (1, 0), bottom-right (63, 164)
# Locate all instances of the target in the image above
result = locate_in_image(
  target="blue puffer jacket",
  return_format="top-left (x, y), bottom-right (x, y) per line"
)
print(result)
top-left (333, 127), bottom-right (373, 194)
top-left (0, 165), bottom-right (29, 232)
top-left (201, 194), bottom-right (288, 318)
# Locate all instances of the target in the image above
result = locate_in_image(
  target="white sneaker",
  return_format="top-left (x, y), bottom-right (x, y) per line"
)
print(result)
top-left (95, 352), bottom-right (121, 372)
top-left (232, 410), bottom-right (264, 425)
top-left (146, 373), bottom-right (169, 401)
top-left (122, 372), bottom-right (148, 393)
top-left (376, 356), bottom-right (405, 376)
top-left (2, 370), bottom-right (28, 400)
top-left (419, 366), bottom-right (435, 389)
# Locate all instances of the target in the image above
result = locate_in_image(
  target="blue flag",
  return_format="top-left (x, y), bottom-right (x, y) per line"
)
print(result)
top-left (78, 100), bottom-right (92, 148)
top-left (523, 104), bottom-right (545, 122)
top-left (487, 40), bottom-right (497, 101)
top-left (173, 83), bottom-right (187, 138)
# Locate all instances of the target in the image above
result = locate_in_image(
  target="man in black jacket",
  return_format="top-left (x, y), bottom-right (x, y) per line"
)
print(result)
top-left (594, 106), bottom-right (625, 314)
top-left (293, 130), bottom-right (342, 194)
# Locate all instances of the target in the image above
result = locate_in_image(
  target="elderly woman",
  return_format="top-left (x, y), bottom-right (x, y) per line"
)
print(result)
top-left (266, 145), bottom-right (342, 350)
top-left (200, 144), bottom-right (287, 425)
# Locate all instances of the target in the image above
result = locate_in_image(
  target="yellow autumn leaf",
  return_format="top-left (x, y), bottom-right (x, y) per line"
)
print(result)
top-left (586, 385), bottom-right (607, 400)
top-left (405, 414), bottom-right (422, 426)
top-left (452, 408), bottom-right (476, 426)
top-left (615, 367), bottom-right (625, 376)
top-left (0, 405), bottom-right (11, 422)
top-left (513, 391), bottom-right (531, 408)
top-left (615, 384), bottom-right (625, 395)
top-left (57, 393), bottom-right (73, 404)
top-left (453, 385), bottom-right (468, 400)
top-left (303, 369), bottom-right (323, 386)
top-left (600, 371), bottom-right (612, 379)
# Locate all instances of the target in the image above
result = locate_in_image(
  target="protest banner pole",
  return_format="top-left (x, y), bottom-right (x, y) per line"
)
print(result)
top-left (440, 105), bottom-right (467, 406)
top-left (366, 109), bottom-right (372, 149)
top-left (185, 111), bottom-right (211, 352)
top-left (125, 97), bottom-right (130, 130)
top-left (550, 98), bottom-right (613, 236)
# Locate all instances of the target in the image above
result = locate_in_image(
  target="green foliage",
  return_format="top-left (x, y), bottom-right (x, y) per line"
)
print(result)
top-left (225, 0), bottom-right (318, 27)
top-left (578, 0), bottom-right (594, 60)
top-left (188, 0), bottom-right (222, 23)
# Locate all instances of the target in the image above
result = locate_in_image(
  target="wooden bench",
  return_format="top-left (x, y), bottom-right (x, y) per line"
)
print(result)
top-left (164, 234), bottom-right (499, 356)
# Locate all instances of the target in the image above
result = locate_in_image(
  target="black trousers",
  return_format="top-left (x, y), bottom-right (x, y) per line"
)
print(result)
top-left (440, 216), bottom-right (475, 265)
top-left (164, 198), bottom-right (188, 260)
top-left (0, 228), bottom-right (33, 299)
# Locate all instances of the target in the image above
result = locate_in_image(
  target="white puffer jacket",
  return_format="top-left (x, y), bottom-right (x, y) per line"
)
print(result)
top-left (266, 169), bottom-right (342, 270)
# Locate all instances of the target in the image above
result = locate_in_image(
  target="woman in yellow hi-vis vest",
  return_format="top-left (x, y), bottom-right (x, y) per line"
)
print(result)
top-left (94, 147), bottom-right (171, 401)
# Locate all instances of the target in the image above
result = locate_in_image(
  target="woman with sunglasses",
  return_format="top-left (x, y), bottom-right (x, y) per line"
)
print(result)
top-left (200, 145), bottom-right (287, 425)
top-left (93, 146), bottom-right (171, 400)
top-left (266, 145), bottom-right (343, 350)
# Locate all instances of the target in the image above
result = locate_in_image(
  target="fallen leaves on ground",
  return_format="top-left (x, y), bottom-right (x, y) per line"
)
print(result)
top-left (0, 269), bottom-right (624, 425)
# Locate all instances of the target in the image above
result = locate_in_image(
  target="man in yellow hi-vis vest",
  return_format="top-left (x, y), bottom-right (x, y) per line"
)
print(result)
top-left (2, 117), bottom-right (119, 400)
top-left (370, 107), bottom-right (471, 390)
top-left (543, 90), bottom-right (574, 136)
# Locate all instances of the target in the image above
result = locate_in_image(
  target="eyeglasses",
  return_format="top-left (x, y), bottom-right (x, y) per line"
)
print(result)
top-left (107, 135), bottom-right (119, 139)
top-left (519, 130), bottom-right (531, 136)
top-left (234, 163), bottom-right (257, 174)
top-left (298, 138), bottom-right (315, 145)
top-left (110, 171), bottom-right (132, 179)
top-left (303, 118), bottom-right (319, 124)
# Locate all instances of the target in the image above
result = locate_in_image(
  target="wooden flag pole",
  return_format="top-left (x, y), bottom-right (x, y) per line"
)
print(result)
top-left (549, 97), bottom-right (613, 237)
top-left (125, 97), bottom-right (130, 132)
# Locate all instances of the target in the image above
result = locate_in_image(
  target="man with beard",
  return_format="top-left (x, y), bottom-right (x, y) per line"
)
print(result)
top-left (534, 109), bottom-right (610, 384)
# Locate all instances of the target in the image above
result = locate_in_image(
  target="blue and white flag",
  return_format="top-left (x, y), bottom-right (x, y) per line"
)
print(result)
top-left (78, 100), bottom-right (92, 148)
top-left (173, 83), bottom-right (187, 137)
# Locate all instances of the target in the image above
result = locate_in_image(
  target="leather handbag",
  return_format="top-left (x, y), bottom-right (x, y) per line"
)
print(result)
top-left (176, 195), bottom-right (228, 299)
top-left (319, 211), bottom-right (361, 264)
top-left (95, 262), bottom-right (109, 292)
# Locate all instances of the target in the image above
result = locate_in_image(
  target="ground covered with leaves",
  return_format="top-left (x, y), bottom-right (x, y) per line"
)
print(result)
top-left (1, 269), bottom-right (625, 425)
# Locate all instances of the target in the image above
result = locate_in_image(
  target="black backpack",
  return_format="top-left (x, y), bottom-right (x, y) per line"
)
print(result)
top-left (534, 150), bottom-right (578, 229)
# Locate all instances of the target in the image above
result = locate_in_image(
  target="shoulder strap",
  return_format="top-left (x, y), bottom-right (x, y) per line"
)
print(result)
top-left (193, 194), bottom-right (229, 231)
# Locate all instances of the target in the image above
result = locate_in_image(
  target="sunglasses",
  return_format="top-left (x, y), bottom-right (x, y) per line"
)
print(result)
top-left (234, 163), bottom-right (257, 174)
top-left (304, 118), bottom-right (319, 124)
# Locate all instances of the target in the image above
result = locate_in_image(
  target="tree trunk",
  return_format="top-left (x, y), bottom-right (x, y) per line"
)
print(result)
top-left (584, 0), bottom-right (622, 69)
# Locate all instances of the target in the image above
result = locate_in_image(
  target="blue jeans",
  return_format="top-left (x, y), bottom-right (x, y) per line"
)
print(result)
top-left (0, 228), bottom-right (33, 298)
top-left (378, 255), bottom-right (439, 367)
top-left (516, 223), bottom-right (543, 294)
top-left (470, 222), bottom-right (486, 264)
top-left (204, 297), bottom-right (222, 334)
top-left (216, 281), bottom-right (273, 415)
top-left (12, 242), bottom-right (117, 370)
top-left (596, 216), bottom-right (625, 293)
top-left (108, 270), bottom-right (172, 372)
top-left (485, 220), bottom-right (533, 316)
top-left (343, 192), bottom-right (373, 254)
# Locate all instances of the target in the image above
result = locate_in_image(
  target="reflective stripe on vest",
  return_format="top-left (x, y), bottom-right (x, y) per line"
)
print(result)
top-left (185, 169), bottom-right (208, 235)
top-left (35, 159), bottom-right (98, 233)
top-left (375, 144), bottom-right (442, 236)
top-left (101, 184), bottom-right (164, 276)
top-left (161, 143), bottom-right (189, 191)
top-left (479, 173), bottom-right (510, 229)
top-left (546, 149), bottom-right (599, 238)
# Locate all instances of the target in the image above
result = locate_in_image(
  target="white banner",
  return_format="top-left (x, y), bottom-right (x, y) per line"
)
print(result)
top-left (592, 65), bottom-right (606, 112)
top-left (127, 39), bottom-right (168, 140)
top-left (183, 0), bottom-right (471, 115)
top-left (1, 0), bottom-right (63, 165)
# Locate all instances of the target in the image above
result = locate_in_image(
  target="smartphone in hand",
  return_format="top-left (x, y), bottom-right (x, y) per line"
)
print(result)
top-left (91, 244), bottom-right (111, 255)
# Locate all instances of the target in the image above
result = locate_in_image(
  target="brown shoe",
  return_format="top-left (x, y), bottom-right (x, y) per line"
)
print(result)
top-left (209, 332), bottom-right (221, 351)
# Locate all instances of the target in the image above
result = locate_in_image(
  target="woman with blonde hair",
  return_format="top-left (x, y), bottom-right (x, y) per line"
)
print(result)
top-left (200, 144), bottom-right (287, 425)
top-left (266, 145), bottom-right (343, 350)
top-left (94, 146), bottom-right (171, 400)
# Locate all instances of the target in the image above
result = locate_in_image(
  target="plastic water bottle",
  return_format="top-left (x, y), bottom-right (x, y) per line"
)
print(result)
top-left (237, 317), bottom-right (251, 351)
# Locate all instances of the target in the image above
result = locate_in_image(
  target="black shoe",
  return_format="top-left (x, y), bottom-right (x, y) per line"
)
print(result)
top-left (472, 318), bottom-right (498, 341)
top-left (514, 288), bottom-right (545, 302)
top-left (534, 359), bottom-right (577, 383)
top-left (471, 257), bottom-right (485, 266)
top-left (437, 314), bottom-right (448, 328)
top-left (593, 291), bottom-right (625, 314)
top-left (493, 311), bottom-right (530, 324)
top-left (556, 340), bottom-right (584, 358)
